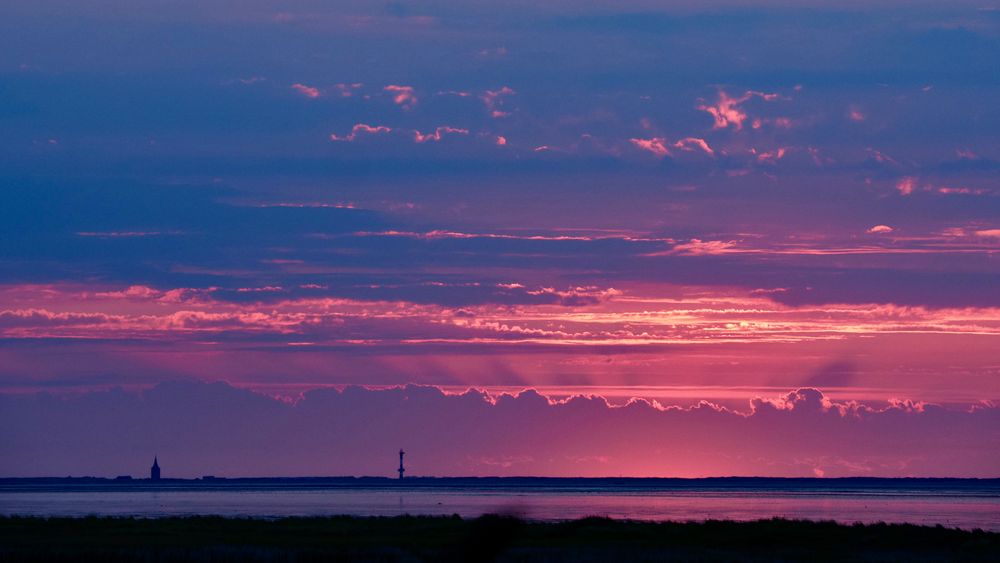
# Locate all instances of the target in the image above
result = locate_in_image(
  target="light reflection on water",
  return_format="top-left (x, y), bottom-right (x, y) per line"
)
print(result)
top-left (1, 488), bottom-right (998, 531)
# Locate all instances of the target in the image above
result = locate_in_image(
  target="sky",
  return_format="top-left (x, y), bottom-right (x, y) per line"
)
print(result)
top-left (1, 0), bottom-right (998, 478)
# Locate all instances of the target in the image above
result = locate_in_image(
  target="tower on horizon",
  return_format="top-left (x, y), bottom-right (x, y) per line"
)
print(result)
top-left (150, 456), bottom-right (161, 481)
top-left (398, 449), bottom-right (405, 479)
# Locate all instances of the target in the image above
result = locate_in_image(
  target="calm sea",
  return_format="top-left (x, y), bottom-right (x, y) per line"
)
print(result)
top-left (1, 479), bottom-right (998, 531)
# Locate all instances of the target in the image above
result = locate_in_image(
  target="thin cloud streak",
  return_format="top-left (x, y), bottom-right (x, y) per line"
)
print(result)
top-left (2, 284), bottom-right (998, 347)
top-left (413, 126), bottom-right (469, 143)
top-left (330, 123), bottom-right (392, 141)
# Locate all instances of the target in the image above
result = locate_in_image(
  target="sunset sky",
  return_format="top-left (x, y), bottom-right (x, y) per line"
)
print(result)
top-left (1, 1), bottom-right (998, 478)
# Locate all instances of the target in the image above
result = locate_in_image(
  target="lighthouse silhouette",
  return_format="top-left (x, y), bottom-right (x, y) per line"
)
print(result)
top-left (398, 449), bottom-right (405, 479)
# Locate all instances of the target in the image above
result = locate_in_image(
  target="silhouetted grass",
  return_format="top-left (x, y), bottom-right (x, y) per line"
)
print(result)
top-left (0, 515), bottom-right (997, 561)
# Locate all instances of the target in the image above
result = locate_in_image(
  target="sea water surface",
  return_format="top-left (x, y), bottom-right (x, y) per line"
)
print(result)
top-left (1, 478), bottom-right (997, 531)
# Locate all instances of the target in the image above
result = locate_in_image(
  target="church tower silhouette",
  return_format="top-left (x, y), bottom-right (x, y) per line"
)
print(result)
top-left (150, 456), bottom-right (161, 481)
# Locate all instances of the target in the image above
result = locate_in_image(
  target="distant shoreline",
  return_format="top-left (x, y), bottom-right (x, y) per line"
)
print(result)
top-left (3, 475), bottom-right (999, 491)
top-left (4, 476), bottom-right (999, 483)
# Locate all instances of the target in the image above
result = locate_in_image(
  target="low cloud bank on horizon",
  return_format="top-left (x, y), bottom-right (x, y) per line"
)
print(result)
top-left (2, 381), bottom-right (996, 479)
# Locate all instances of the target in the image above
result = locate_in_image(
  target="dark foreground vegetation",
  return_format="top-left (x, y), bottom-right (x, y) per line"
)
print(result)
top-left (1, 515), bottom-right (997, 562)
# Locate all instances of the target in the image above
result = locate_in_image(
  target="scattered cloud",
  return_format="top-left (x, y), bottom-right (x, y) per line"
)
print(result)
top-left (936, 186), bottom-right (991, 196)
top-left (329, 123), bottom-right (392, 142)
top-left (866, 225), bottom-right (894, 234)
top-left (896, 177), bottom-right (918, 195)
top-left (481, 86), bottom-right (515, 118)
top-left (667, 239), bottom-right (739, 256)
top-left (630, 137), bottom-right (670, 157)
top-left (697, 89), bottom-right (782, 131)
top-left (290, 83), bottom-right (321, 98)
top-left (234, 76), bottom-right (266, 85)
top-left (754, 147), bottom-right (789, 163)
top-left (673, 137), bottom-right (714, 156)
top-left (384, 84), bottom-right (417, 109)
top-left (630, 137), bottom-right (713, 158)
top-left (413, 126), bottom-right (469, 143)
top-left (334, 83), bottom-right (363, 97)
top-left (867, 148), bottom-right (900, 166)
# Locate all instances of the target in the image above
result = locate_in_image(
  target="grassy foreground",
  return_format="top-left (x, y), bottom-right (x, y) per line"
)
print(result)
top-left (0, 515), bottom-right (997, 562)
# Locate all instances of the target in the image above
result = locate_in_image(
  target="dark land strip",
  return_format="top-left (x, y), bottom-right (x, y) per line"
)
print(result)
top-left (1, 515), bottom-right (998, 562)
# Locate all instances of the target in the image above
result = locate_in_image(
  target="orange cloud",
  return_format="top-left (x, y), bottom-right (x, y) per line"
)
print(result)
top-left (896, 177), bottom-right (917, 196)
top-left (667, 239), bottom-right (739, 256)
top-left (629, 137), bottom-right (670, 157)
top-left (481, 86), bottom-right (515, 118)
top-left (754, 147), bottom-right (790, 163)
top-left (937, 186), bottom-right (991, 196)
top-left (384, 84), bottom-right (417, 109)
top-left (867, 148), bottom-right (899, 166)
top-left (413, 126), bottom-right (469, 143)
top-left (630, 137), bottom-right (713, 158)
top-left (334, 83), bottom-right (363, 97)
top-left (673, 137), bottom-right (714, 156)
top-left (329, 123), bottom-right (392, 142)
top-left (290, 83), bottom-right (321, 98)
top-left (697, 89), bottom-right (782, 130)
